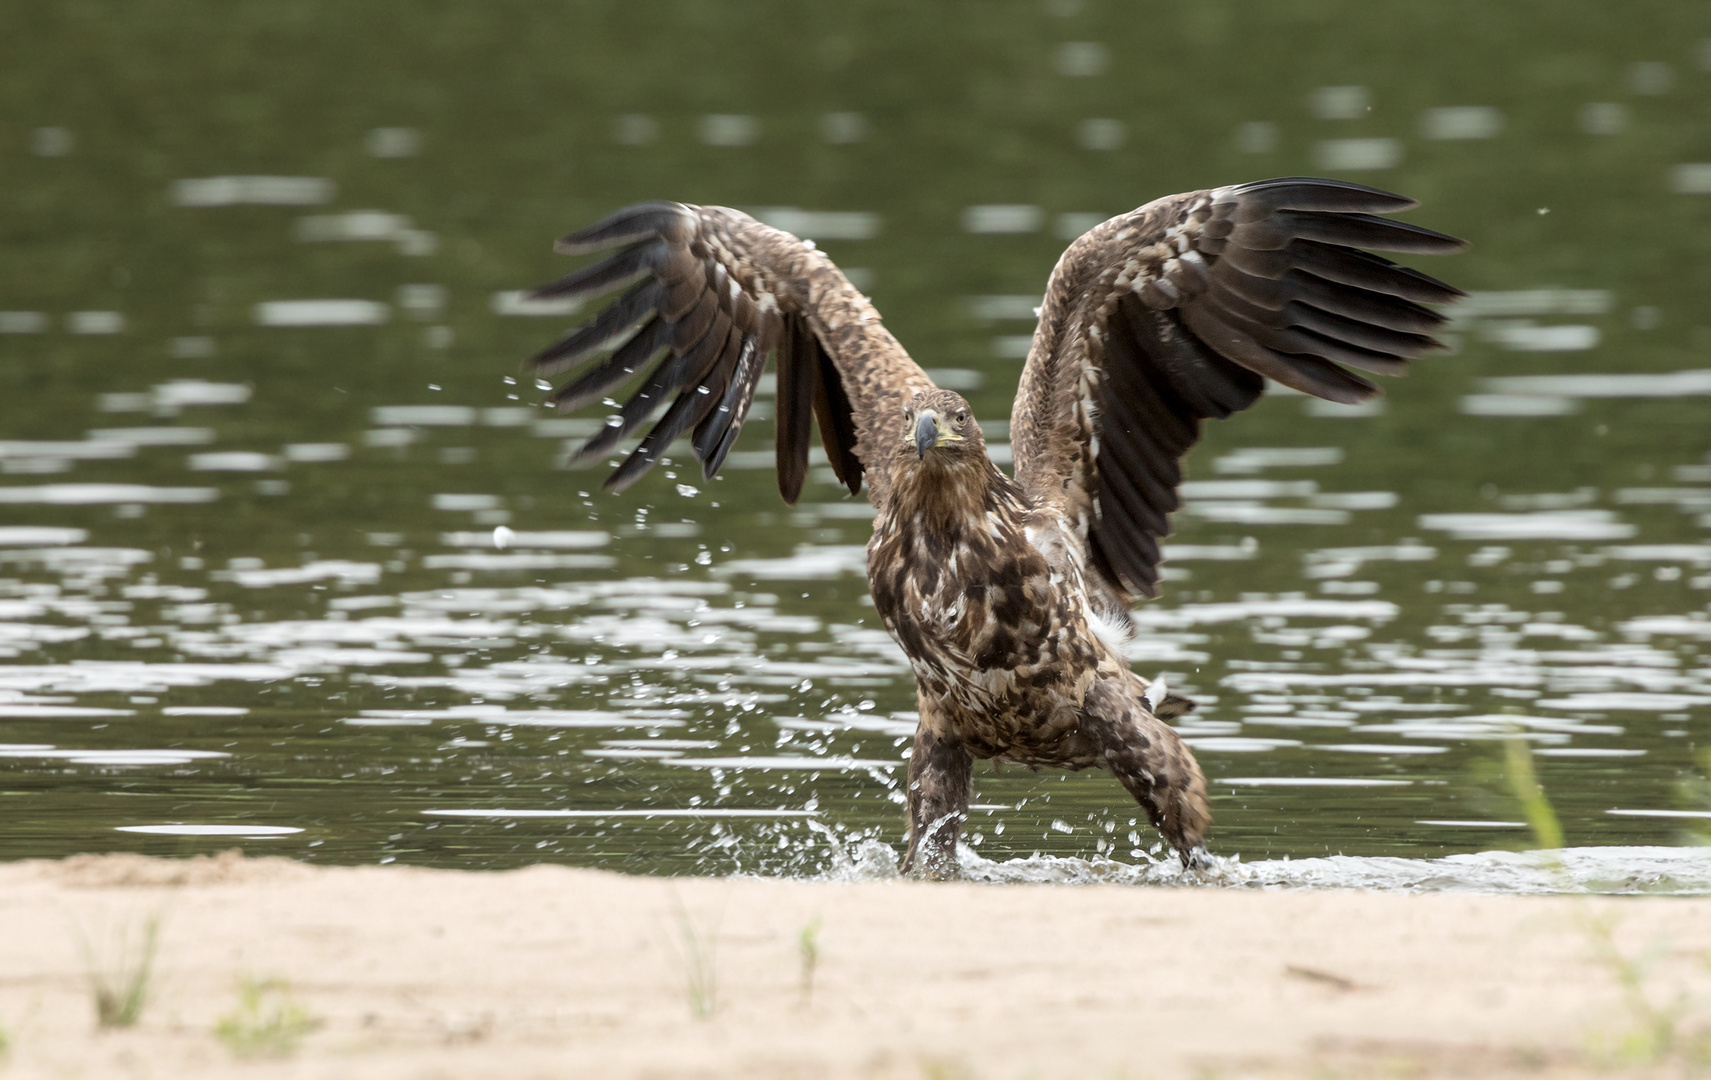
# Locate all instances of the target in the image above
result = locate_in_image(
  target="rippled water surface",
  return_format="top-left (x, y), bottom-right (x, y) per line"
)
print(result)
top-left (1, 2), bottom-right (1709, 888)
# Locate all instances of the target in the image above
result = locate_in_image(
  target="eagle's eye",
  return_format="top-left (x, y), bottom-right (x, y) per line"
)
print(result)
top-left (955, 409), bottom-right (969, 425)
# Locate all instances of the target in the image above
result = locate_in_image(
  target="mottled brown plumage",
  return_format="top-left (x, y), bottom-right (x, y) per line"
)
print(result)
top-left (520, 178), bottom-right (1465, 878)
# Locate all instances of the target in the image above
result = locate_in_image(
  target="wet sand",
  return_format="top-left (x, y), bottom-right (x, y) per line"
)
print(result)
top-left (2, 851), bottom-right (1708, 1079)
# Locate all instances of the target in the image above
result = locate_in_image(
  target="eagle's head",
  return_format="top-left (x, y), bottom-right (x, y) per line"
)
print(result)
top-left (900, 389), bottom-right (985, 467)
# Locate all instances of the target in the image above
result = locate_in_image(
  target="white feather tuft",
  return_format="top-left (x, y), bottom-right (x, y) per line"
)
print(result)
top-left (1142, 676), bottom-right (1168, 712)
top-left (1086, 603), bottom-right (1133, 653)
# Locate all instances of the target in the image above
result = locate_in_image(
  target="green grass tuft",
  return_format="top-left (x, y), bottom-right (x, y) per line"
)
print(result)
top-left (1500, 733), bottom-right (1711, 1065)
top-left (798, 916), bottom-right (822, 1004)
top-left (80, 913), bottom-right (160, 1029)
top-left (1677, 749), bottom-right (1711, 846)
top-left (1503, 733), bottom-right (1563, 852)
top-left (667, 893), bottom-right (720, 1020)
top-left (214, 976), bottom-right (318, 1058)
top-left (1576, 907), bottom-right (1686, 1064)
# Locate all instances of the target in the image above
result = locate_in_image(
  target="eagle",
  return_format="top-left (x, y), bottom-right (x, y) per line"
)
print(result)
top-left (520, 177), bottom-right (1464, 878)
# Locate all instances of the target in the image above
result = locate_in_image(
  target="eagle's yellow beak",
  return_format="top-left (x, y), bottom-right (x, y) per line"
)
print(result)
top-left (913, 410), bottom-right (963, 459)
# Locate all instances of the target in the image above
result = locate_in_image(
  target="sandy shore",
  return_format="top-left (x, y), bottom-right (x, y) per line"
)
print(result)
top-left (1, 852), bottom-right (1708, 1079)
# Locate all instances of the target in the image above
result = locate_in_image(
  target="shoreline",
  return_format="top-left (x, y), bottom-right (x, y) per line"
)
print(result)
top-left (1, 851), bottom-right (1709, 1078)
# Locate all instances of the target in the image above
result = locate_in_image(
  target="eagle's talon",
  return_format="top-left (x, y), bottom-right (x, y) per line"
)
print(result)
top-left (901, 844), bottom-right (961, 882)
top-left (1179, 845), bottom-right (1213, 872)
top-left (910, 859), bottom-right (962, 883)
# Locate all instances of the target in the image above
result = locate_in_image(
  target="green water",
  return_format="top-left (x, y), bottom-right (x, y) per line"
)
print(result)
top-left (0, 1), bottom-right (1708, 881)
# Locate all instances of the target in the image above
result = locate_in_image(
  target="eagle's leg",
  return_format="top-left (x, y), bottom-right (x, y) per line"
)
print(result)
top-left (900, 712), bottom-right (971, 881)
top-left (1084, 680), bottom-right (1213, 869)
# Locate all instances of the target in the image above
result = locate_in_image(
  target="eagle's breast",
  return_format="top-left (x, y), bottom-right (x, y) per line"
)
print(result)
top-left (868, 479), bottom-right (1105, 746)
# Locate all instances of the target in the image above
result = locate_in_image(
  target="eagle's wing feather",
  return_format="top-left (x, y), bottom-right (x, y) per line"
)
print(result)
top-left (1010, 177), bottom-right (1464, 601)
top-left (528, 203), bottom-right (934, 505)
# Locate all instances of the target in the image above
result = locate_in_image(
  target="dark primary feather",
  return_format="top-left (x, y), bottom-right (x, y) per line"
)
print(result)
top-left (1148, 178), bottom-right (1465, 405)
top-left (773, 314), bottom-right (819, 504)
top-left (548, 316), bottom-right (674, 415)
top-left (530, 278), bottom-right (665, 377)
top-left (528, 238), bottom-right (671, 301)
top-left (1013, 176), bottom-right (1464, 601)
top-left (553, 202), bottom-right (692, 255)
top-left (1207, 262), bottom-right (1445, 336)
top-left (1228, 210), bottom-right (1463, 254)
top-left (1223, 176), bottom-right (1418, 219)
top-left (698, 337), bottom-right (768, 475)
top-left (812, 339), bottom-right (864, 497)
top-left (523, 202), bottom-right (883, 499)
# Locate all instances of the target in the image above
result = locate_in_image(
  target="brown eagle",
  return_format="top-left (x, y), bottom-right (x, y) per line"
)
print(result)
top-left (522, 178), bottom-right (1464, 878)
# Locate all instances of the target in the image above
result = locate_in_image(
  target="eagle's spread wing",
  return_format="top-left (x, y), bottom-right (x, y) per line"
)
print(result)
top-left (1009, 177), bottom-right (1465, 601)
top-left (527, 203), bottom-right (934, 506)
